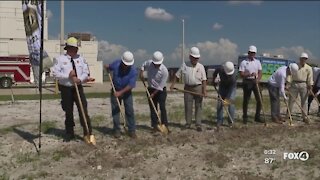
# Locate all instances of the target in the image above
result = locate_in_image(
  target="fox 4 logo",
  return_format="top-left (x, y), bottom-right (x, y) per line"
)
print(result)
top-left (283, 151), bottom-right (309, 161)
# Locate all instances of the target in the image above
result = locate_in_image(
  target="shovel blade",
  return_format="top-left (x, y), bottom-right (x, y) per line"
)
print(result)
top-left (157, 124), bottom-right (169, 135)
top-left (89, 135), bottom-right (96, 146)
top-left (83, 135), bottom-right (91, 144)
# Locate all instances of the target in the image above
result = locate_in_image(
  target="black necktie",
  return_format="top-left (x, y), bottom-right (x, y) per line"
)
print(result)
top-left (71, 58), bottom-right (78, 78)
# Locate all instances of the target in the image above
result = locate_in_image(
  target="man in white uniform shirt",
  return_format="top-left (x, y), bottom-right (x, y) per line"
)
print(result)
top-left (52, 37), bottom-right (94, 144)
top-left (239, 45), bottom-right (263, 124)
top-left (267, 63), bottom-right (298, 123)
top-left (170, 47), bottom-right (207, 132)
top-left (140, 51), bottom-right (169, 132)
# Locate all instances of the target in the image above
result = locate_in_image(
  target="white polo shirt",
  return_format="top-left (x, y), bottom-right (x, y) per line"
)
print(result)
top-left (268, 66), bottom-right (287, 94)
top-left (175, 61), bottom-right (207, 86)
top-left (239, 58), bottom-right (262, 80)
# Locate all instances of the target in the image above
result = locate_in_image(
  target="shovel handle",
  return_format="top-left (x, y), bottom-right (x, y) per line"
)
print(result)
top-left (213, 85), bottom-right (234, 124)
top-left (142, 80), bottom-right (162, 124)
top-left (255, 79), bottom-right (267, 126)
top-left (108, 73), bottom-right (127, 131)
top-left (287, 90), bottom-right (310, 121)
top-left (74, 83), bottom-right (90, 135)
top-left (283, 96), bottom-right (293, 126)
top-left (309, 89), bottom-right (320, 106)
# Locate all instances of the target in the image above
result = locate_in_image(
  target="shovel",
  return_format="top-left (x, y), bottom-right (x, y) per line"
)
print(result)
top-left (309, 89), bottom-right (320, 106)
top-left (108, 73), bottom-right (128, 132)
top-left (287, 91), bottom-right (311, 123)
top-left (255, 77), bottom-right (267, 127)
top-left (213, 85), bottom-right (234, 125)
top-left (283, 96), bottom-right (293, 126)
top-left (142, 80), bottom-right (168, 135)
top-left (74, 83), bottom-right (96, 146)
top-left (173, 87), bottom-right (232, 105)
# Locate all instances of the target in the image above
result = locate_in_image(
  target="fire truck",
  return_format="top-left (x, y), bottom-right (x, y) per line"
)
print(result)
top-left (0, 56), bottom-right (31, 88)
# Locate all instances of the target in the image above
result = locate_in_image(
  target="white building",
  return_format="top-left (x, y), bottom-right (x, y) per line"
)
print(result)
top-left (0, 1), bottom-right (103, 83)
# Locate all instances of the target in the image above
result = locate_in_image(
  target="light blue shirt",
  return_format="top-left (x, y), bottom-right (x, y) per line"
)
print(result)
top-left (141, 60), bottom-right (168, 91)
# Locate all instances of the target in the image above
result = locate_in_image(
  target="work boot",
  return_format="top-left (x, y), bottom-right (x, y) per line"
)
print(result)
top-left (303, 119), bottom-right (310, 125)
top-left (113, 130), bottom-right (121, 138)
top-left (272, 117), bottom-right (282, 124)
top-left (128, 131), bottom-right (137, 139)
top-left (196, 126), bottom-right (202, 132)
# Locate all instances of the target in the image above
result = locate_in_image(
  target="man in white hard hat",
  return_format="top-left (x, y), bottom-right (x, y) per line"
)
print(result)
top-left (267, 63), bottom-right (298, 124)
top-left (287, 52), bottom-right (313, 123)
top-left (239, 45), bottom-right (263, 124)
top-left (212, 61), bottom-right (237, 128)
top-left (104, 51), bottom-right (138, 138)
top-left (170, 47), bottom-right (207, 132)
top-left (140, 51), bottom-right (169, 133)
top-left (52, 37), bottom-right (95, 144)
top-left (308, 66), bottom-right (320, 116)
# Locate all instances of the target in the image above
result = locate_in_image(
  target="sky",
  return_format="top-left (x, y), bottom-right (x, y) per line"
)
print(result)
top-left (46, 1), bottom-right (320, 67)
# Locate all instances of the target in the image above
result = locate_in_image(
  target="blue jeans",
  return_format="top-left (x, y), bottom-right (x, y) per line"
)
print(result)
top-left (217, 86), bottom-right (236, 125)
top-left (110, 90), bottom-right (136, 132)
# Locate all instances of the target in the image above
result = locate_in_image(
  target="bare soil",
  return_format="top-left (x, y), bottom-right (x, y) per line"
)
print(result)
top-left (0, 88), bottom-right (320, 180)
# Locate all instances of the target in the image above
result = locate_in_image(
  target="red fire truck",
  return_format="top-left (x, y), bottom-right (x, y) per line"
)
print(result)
top-left (0, 56), bottom-right (31, 88)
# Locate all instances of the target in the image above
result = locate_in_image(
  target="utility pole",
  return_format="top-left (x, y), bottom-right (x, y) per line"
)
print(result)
top-left (60, 0), bottom-right (64, 54)
top-left (182, 19), bottom-right (185, 64)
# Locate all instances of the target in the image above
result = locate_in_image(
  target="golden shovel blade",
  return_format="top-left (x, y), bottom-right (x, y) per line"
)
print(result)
top-left (157, 124), bottom-right (169, 135)
top-left (89, 135), bottom-right (96, 146)
top-left (83, 135), bottom-right (91, 144)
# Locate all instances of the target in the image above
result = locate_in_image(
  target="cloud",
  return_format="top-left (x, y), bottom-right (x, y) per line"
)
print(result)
top-left (98, 41), bottom-right (127, 63)
top-left (212, 23), bottom-right (223, 30)
top-left (228, 1), bottom-right (263, 5)
top-left (98, 41), bottom-right (151, 65)
top-left (46, 9), bottom-right (53, 19)
top-left (145, 7), bottom-right (174, 21)
top-left (170, 38), bottom-right (239, 66)
top-left (263, 46), bottom-right (315, 61)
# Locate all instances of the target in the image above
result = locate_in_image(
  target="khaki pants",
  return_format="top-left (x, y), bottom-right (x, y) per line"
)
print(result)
top-left (288, 82), bottom-right (308, 120)
top-left (184, 85), bottom-right (203, 126)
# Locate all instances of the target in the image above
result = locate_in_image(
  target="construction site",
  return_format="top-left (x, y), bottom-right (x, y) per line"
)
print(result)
top-left (1, 1), bottom-right (320, 180)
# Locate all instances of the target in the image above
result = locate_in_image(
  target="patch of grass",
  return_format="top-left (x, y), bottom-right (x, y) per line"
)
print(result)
top-left (91, 115), bottom-right (106, 126)
top-left (18, 171), bottom-right (49, 180)
top-left (0, 173), bottom-right (9, 180)
top-left (271, 161), bottom-right (281, 171)
top-left (135, 113), bottom-right (150, 122)
top-left (0, 123), bottom-right (30, 135)
top-left (168, 104), bottom-right (184, 123)
top-left (41, 121), bottom-right (57, 134)
top-left (135, 96), bottom-right (148, 105)
top-left (15, 152), bottom-right (39, 164)
top-left (52, 149), bottom-right (72, 161)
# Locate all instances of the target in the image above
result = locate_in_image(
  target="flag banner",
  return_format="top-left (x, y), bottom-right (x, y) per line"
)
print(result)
top-left (22, 0), bottom-right (52, 85)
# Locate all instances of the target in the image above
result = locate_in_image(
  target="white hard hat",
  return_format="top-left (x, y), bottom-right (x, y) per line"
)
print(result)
top-left (152, 51), bottom-right (164, 65)
top-left (190, 47), bottom-right (200, 58)
top-left (248, 45), bottom-right (257, 53)
top-left (64, 37), bottom-right (78, 50)
top-left (121, 51), bottom-right (134, 66)
top-left (300, 52), bottom-right (308, 59)
top-left (289, 63), bottom-right (299, 74)
top-left (223, 61), bottom-right (235, 75)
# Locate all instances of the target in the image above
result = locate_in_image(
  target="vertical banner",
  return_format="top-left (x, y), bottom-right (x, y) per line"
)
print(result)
top-left (22, 0), bottom-right (52, 87)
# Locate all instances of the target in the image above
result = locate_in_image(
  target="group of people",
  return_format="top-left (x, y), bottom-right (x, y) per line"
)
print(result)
top-left (52, 37), bottom-right (319, 144)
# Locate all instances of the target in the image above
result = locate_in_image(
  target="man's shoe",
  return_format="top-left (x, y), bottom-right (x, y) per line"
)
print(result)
top-left (64, 133), bottom-right (75, 142)
top-left (113, 130), bottom-right (121, 138)
top-left (183, 124), bottom-right (191, 130)
top-left (255, 118), bottom-right (265, 123)
top-left (196, 126), bottom-right (202, 132)
top-left (272, 117), bottom-right (282, 124)
top-left (128, 131), bottom-right (137, 139)
top-left (278, 116), bottom-right (286, 122)
top-left (303, 119), bottom-right (310, 124)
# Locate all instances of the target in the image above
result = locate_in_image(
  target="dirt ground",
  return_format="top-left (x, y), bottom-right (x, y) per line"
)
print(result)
top-left (0, 85), bottom-right (320, 180)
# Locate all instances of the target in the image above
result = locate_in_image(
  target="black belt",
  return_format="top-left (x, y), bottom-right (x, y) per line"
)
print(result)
top-left (293, 81), bottom-right (306, 83)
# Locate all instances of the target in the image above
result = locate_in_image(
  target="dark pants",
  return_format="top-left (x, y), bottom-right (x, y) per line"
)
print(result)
top-left (147, 87), bottom-right (168, 128)
top-left (59, 84), bottom-right (92, 135)
top-left (308, 86), bottom-right (320, 114)
top-left (268, 84), bottom-right (280, 120)
top-left (242, 79), bottom-right (262, 122)
top-left (111, 90), bottom-right (136, 132)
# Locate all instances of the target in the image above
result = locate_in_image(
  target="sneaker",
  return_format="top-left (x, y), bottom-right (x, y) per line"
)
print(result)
top-left (196, 126), bottom-right (202, 132)
top-left (128, 131), bottom-right (137, 139)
